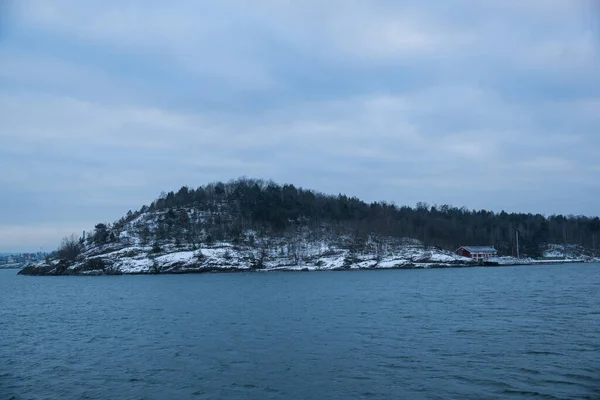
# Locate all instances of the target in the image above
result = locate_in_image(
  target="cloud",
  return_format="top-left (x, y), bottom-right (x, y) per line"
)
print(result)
top-left (5, 83), bottom-right (594, 195)
top-left (520, 156), bottom-right (573, 173)
top-left (14, 1), bottom-right (280, 90)
top-left (0, 0), bottom-right (599, 250)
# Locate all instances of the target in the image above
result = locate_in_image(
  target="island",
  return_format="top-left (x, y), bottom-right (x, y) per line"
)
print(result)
top-left (19, 178), bottom-right (600, 276)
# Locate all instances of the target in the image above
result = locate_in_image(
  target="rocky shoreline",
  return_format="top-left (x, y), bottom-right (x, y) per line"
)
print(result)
top-left (17, 242), bottom-right (476, 276)
top-left (17, 242), bottom-right (594, 276)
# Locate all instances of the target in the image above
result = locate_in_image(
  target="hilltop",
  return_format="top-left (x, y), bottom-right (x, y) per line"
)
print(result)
top-left (19, 178), bottom-right (600, 275)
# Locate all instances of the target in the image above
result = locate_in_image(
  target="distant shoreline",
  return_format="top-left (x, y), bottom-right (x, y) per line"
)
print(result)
top-left (1, 265), bottom-right (27, 270)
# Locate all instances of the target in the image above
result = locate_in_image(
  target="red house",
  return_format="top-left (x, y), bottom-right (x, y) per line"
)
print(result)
top-left (456, 246), bottom-right (498, 261)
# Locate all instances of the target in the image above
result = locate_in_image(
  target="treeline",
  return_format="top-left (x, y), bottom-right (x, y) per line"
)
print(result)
top-left (85, 178), bottom-right (599, 258)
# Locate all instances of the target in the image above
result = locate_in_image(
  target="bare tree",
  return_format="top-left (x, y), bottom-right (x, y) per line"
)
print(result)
top-left (58, 234), bottom-right (82, 261)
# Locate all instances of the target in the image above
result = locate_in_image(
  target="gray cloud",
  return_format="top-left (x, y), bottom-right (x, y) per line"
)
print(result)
top-left (0, 0), bottom-right (598, 251)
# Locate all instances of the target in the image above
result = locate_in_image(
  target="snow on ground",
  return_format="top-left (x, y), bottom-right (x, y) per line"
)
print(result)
top-left (155, 251), bottom-right (196, 265)
top-left (115, 258), bottom-right (152, 274)
top-left (373, 259), bottom-right (409, 269)
top-left (354, 260), bottom-right (379, 269)
top-left (543, 250), bottom-right (564, 258)
top-left (315, 253), bottom-right (347, 270)
top-left (489, 256), bottom-right (535, 265)
top-left (22, 233), bottom-right (599, 276)
top-left (40, 235), bottom-right (600, 275)
top-left (97, 246), bottom-right (589, 274)
top-left (489, 256), bottom-right (586, 265)
top-left (428, 253), bottom-right (471, 263)
top-left (44, 241), bottom-right (476, 275)
top-left (111, 246), bottom-right (149, 255)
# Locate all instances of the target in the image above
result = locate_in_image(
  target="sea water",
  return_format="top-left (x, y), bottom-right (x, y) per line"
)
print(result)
top-left (1, 264), bottom-right (599, 399)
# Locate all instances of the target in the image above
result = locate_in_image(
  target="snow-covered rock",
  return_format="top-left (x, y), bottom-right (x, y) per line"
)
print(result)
top-left (20, 240), bottom-right (476, 275)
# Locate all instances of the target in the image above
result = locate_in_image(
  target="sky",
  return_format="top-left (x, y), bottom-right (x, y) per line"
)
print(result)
top-left (1, 0), bottom-right (599, 252)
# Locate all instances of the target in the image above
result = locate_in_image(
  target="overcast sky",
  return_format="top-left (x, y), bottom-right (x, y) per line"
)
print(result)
top-left (1, 0), bottom-right (599, 252)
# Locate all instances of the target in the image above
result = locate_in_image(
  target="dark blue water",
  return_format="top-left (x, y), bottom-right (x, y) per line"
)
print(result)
top-left (1, 265), bottom-right (599, 400)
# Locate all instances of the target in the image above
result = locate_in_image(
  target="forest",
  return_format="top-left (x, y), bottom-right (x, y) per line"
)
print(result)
top-left (94, 178), bottom-right (600, 259)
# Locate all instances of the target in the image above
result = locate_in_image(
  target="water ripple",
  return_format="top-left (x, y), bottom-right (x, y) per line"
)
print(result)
top-left (1, 264), bottom-right (600, 399)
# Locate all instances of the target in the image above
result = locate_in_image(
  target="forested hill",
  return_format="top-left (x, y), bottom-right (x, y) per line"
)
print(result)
top-left (100, 178), bottom-right (599, 258)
